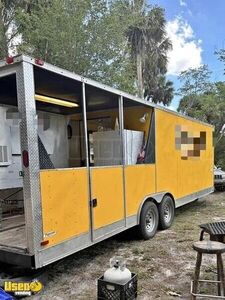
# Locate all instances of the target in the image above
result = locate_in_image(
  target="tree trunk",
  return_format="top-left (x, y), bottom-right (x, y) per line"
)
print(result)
top-left (0, 4), bottom-right (9, 58)
top-left (137, 52), bottom-right (144, 98)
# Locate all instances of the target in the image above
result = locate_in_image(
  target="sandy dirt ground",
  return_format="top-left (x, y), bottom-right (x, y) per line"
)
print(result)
top-left (28, 191), bottom-right (225, 300)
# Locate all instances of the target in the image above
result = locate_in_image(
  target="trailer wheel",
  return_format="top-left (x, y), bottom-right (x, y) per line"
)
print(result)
top-left (158, 195), bottom-right (175, 230)
top-left (138, 201), bottom-right (159, 240)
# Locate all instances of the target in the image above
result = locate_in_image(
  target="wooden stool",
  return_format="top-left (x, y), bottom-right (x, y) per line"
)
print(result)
top-left (191, 241), bottom-right (225, 299)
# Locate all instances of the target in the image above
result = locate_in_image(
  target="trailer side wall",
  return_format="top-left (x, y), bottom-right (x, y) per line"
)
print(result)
top-left (155, 109), bottom-right (214, 202)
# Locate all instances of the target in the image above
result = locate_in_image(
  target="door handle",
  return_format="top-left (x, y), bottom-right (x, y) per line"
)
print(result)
top-left (90, 198), bottom-right (97, 208)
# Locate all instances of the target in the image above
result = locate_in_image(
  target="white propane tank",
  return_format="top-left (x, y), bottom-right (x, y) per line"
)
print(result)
top-left (104, 257), bottom-right (132, 285)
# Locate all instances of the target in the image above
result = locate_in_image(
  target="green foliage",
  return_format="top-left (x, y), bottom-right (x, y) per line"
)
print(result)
top-left (15, 0), bottom-right (137, 93)
top-left (0, 0), bottom-right (173, 103)
top-left (0, 0), bottom-right (28, 57)
top-left (146, 76), bottom-right (174, 105)
top-left (215, 48), bottom-right (225, 74)
top-left (0, 0), bottom-right (15, 57)
top-left (215, 137), bottom-right (225, 170)
top-left (178, 93), bottom-right (222, 127)
top-left (178, 65), bottom-right (213, 96)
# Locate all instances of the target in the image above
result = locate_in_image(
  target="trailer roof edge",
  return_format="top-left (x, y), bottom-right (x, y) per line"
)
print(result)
top-left (0, 55), bottom-right (214, 129)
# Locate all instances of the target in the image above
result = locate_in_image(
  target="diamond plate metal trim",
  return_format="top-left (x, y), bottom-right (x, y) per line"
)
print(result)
top-left (38, 136), bottom-right (54, 169)
top-left (16, 62), bottom-right (43, 265)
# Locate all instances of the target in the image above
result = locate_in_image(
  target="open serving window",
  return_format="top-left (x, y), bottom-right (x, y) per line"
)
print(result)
top-left (0, 71), bottom-right (25, 251)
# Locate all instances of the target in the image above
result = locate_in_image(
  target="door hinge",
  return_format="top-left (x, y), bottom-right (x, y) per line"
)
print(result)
top-left (90, 198), bottom-right (97, 208)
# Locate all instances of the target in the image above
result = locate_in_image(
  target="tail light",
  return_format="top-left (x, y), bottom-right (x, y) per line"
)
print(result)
top-left (22, 150), bottom-right (29, 168)
top-left (41, 240), bottom-right (49, 246)
top-left (6, 56), bottom-right (14, 64)
top-left (35, 58), bottom-right (44, 66)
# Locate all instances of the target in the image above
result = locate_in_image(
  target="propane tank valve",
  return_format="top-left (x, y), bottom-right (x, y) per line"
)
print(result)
top-left (103, 256), bottom-right (132, 285)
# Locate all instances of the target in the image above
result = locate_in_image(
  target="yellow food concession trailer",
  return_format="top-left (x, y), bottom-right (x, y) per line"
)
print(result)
top-left (0, 55), bottom-right (214, 268)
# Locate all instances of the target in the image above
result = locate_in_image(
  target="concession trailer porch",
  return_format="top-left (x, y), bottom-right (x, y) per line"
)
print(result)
top-left (0, 55), bottom-right (214, 268)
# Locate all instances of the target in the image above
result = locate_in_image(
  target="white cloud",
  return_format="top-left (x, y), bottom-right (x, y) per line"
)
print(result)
top-left (166, 17), bottom-right (202, 75)
top-left (179, 0), bottom-right (187, 7)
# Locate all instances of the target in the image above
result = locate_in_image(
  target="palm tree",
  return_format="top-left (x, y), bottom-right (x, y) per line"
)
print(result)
top-left (126, 0), bottom-right (146, 98)
top-left (145, 76), bottom-right (174, 105)
top-left (126, 1), bottom-right (173, 105)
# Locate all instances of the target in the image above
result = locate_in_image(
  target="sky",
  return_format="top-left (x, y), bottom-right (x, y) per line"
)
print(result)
top-left (149, 0), bottom-right (225, 110)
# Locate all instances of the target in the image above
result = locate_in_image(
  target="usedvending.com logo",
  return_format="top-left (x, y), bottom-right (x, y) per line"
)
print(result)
top-left (4, 280), bottom-right (43, 296)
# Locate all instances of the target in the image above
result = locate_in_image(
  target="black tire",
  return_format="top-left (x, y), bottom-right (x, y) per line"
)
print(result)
top-left (137, 201), bottom-right (159, 240)
top-left (158, 195), bottom-right (175, 230)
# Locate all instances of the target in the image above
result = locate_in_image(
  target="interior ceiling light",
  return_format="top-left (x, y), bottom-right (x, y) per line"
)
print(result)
top-left (35, 94), bottom-right (79, 108)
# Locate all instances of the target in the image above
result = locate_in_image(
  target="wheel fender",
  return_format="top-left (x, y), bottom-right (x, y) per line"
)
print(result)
top-left (137, 192), bottom-right (168, 224)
